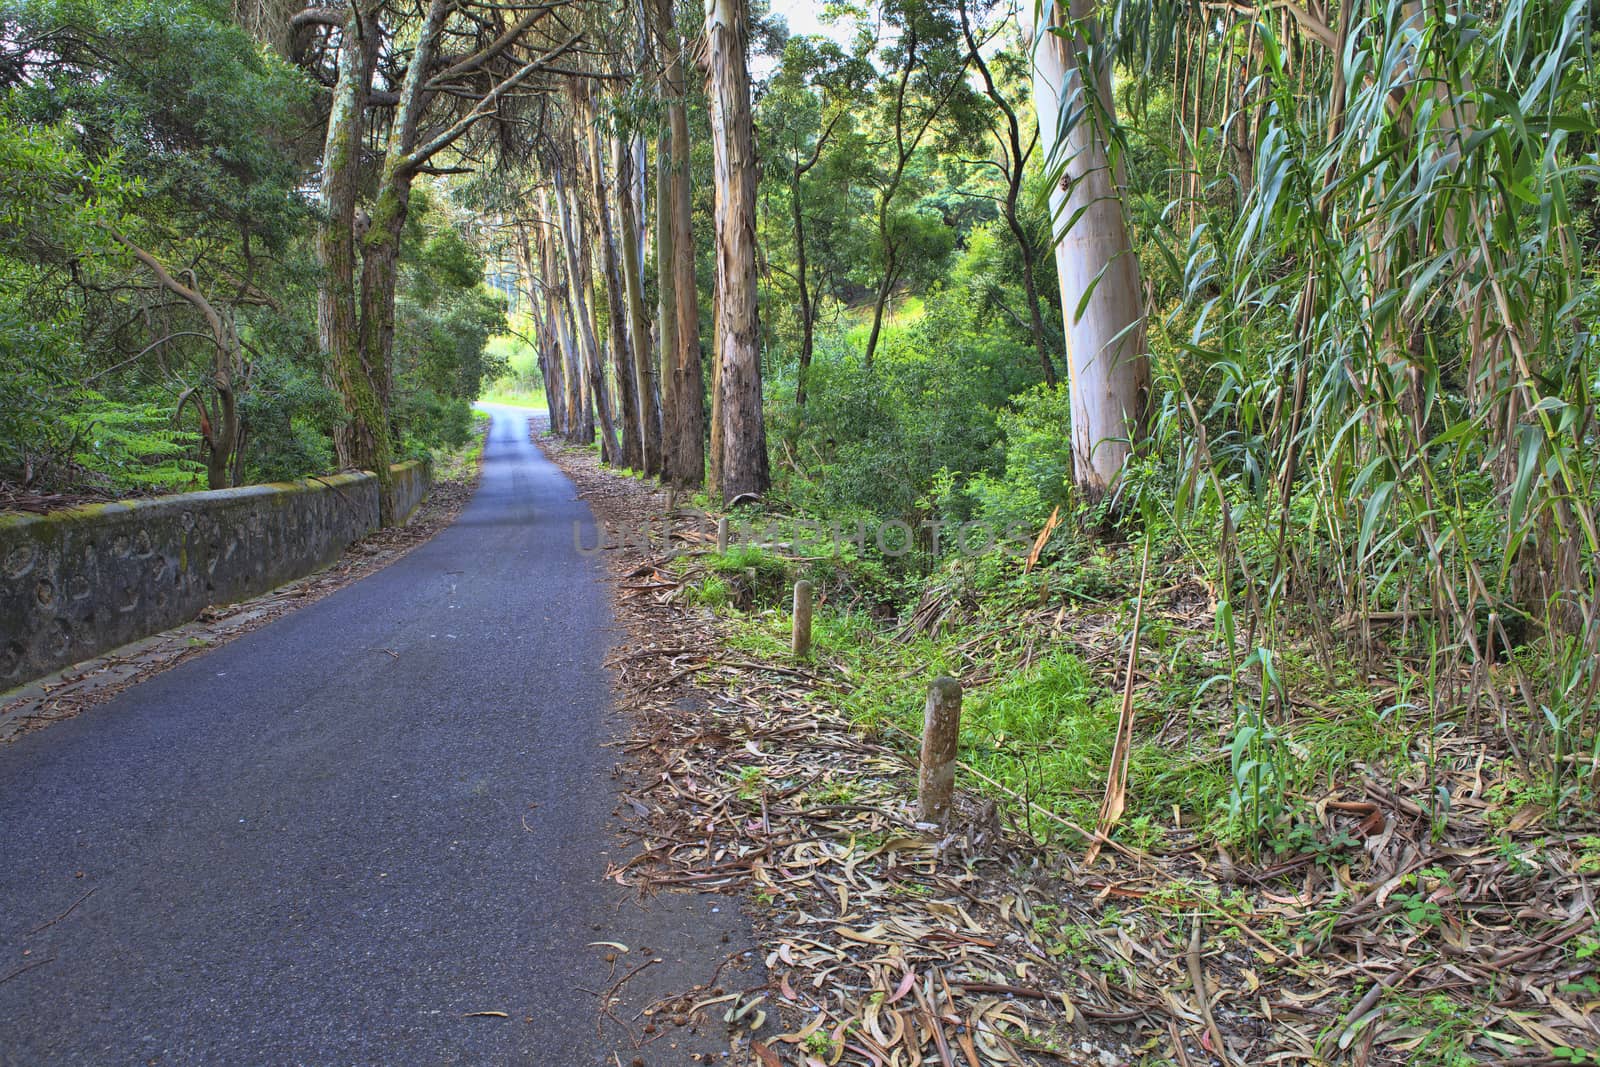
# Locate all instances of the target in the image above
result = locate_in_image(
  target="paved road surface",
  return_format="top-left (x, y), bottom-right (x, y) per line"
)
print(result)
top-left (0, 406), bottom-right (743, 1065)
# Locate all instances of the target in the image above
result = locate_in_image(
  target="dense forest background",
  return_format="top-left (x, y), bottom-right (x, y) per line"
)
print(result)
top-left (4, 0), bottom-right (1600, 1052)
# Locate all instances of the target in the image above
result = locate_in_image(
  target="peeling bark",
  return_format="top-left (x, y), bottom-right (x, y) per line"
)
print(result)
top-left (704, 0), bottom-right (768, 503)
top-left (615, 135), bottom-right (664, 475)
top-left (1028, 0), bottom-right (1150, 500)
top-left (575, 81), bottom-right (644, 471)
top-left (652, 0), bottom-right (705, 488)
top-left (555, 156), bottom-right (621, 462)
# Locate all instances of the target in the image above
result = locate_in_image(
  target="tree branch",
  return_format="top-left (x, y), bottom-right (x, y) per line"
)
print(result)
top-left (424, 2), bottom-right (566, 89)
top-left (402, 31), bottom-right (584, 171)
top-left (110, 232), bottom-right (228, 355)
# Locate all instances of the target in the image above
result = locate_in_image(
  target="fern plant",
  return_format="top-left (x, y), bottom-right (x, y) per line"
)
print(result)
top-left (63, 392), bottom-right (204, 492)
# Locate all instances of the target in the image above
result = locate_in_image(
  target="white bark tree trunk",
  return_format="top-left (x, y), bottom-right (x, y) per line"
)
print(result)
top-left (1028, 0), bottom-right (1150, 500)
top-left (705, 0), bottom-right (769, 503)
top-left (614, 134), bottom-right (663, 474)
top-left (554, 158), bottom-right (620, 460)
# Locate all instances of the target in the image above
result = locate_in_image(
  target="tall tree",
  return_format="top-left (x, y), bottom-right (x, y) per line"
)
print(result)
top-left (651, 0), bottom-right (706, 488)
top-left (758, 35), bottom-right (865, 410)
top-left (958, 0), bottom-right (1056, 386)
top-left (574, 78), bottom-right (644, 470)
top-left (541, 185), bottom-right (592, 443)
top-left (614, 131), bottom-right (664, 475)
top-left (1028, 0), bottom-right (1148, 499)
top-left (704, 0), bottom-right (768, 502)
top-left (309, 1), bottom-right (578, 522)
top-left (552, 141), bottom-right (622, 460)
top-left (862, 0), bottom-right (971, 367)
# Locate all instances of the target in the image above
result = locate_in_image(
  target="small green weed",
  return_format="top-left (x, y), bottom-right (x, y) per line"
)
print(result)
top-left (691, 573), bottom-right (733, 609)
top-left (729, 766), bottom-right (765, 800)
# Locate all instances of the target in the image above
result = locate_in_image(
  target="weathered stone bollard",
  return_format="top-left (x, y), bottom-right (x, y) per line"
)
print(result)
top-left (716, 516), bottom-right (730, 554)
top-left (792, 580), bottom-right (814, 659)
top-left (918, 676), bottom-right (962, 826)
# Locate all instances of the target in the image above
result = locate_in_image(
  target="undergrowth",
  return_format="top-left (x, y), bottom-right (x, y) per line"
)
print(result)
top-left (700, 527), bottom-right (1402, 854)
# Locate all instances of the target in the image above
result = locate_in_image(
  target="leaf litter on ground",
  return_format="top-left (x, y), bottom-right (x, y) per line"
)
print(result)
top-left (540, 424), bottom-right (1598, 1067)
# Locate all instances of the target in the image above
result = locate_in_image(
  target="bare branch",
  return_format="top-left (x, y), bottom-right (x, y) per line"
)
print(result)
top-left (402, 31), bottom-right (584, 170)
top-left (110, 232), bottom-right (228, 355)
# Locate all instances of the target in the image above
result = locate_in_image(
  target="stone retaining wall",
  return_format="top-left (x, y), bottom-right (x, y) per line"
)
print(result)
top-left (392, 459), bottom-right (430, 526)
top-left (0, 460), bottom-right (429, 689)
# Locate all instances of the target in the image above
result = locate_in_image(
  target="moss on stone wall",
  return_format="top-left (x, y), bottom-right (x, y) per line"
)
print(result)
top-left (0, 461), bottom-right (430, 690)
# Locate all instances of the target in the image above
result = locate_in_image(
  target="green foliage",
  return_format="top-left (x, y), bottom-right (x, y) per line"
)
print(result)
top-left (690, 573), bottom-right (734, 610)
top-left (1128, 0), bottom-right (1600, 805)
top-left (707, 543), bottom-right (792, 609)
top-left (771, 284), bottom-right (1041, 539)
top-left (0, 0), bottom-right (499, 493)
top-left (0, 0), bottom-right (316, 489)
top-left (61, 392), bottom-right (204, 491)
top-left (430, 409), bottom-right (490, 484)
top-left (965, 382), bottom-right (1076, 531)
top-left (480, 314), bottom-right (544, 400)
top-left (394, 191), bottom-right (508, 453)
top-left (237, 353), bottom-right (339, 484)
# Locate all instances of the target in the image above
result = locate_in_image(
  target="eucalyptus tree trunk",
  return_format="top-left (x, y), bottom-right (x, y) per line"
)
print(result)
top-left (651, 0), bottom-right (705, 488)
top-left (555, 259), bottom-right (591, 444)
top-left (632, 134), bottom-right (650, 275)
top-left (704, 0), bottom-right (769, 503)
top-left (654, 115), bottom-right (683, 470)
top-left (536, 188), bottom-right (583, 439)
top-left (560, 292), bottom-right (590, 443)
top-left (614, 135), bottom-right (663, 475)
top-left (576, 84), bottom-right (643, 470)
top-left (517, 222), bottom-right (565, 434)
top-left (554, 159), bottom-right (620, 460)
top-left (708, 267), bottom-right (724, 496)
top-left (1028, 0), bottom-right (1149, 500)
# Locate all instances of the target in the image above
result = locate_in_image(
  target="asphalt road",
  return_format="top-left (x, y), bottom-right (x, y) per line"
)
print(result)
top-left (0, 405), bottom-right (744, 1065)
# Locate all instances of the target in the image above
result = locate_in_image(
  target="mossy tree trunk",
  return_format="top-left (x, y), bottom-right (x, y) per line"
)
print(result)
top-left (316, 2), bottom-right (385, 498)
top-left (314, 0), bottom-right (576, 524)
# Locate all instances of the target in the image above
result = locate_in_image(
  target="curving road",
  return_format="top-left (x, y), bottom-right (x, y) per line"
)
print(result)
top-left (0, 406), bottom-right (742, 1065)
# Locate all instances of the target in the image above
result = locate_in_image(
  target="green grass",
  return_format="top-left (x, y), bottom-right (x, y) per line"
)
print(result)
top-left (683, 522), bottom-right (1436, 856)
top-left (477, 385), bottom-right (547, 408)
top-left (696, 548), bottom-right (1249, 846)
top-left (480, 324), bottom-right (547, 407)
top-left (430, 409), bottom-right (489, 483)
top-left (685, 543), bottom-right (793, 610)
